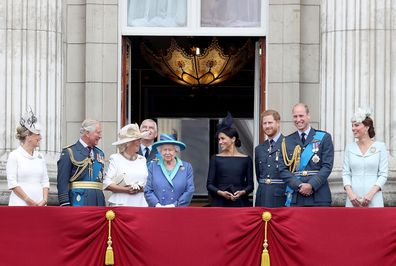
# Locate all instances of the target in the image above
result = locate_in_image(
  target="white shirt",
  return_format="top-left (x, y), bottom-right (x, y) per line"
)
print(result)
top-left (104, 153), bottom-right (148, 206)
top-left (6, 146), bottom-right (50, 206)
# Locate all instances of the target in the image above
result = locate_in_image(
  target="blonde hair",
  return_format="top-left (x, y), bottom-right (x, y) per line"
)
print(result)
top-left (15, 126), bottom-right (32, 143)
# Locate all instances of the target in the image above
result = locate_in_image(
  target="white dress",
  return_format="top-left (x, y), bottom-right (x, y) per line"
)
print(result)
top-left (103, 153), bottom-right (148, 206)
top-left (342, 141), bottom-right (388, 207)
top-left (6, 146), bottom-right (50, 206)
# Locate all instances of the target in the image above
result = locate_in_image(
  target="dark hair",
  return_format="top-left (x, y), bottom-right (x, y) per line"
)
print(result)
top-left (217, 127), bottom-right (241, 148)
top-left (362, 116), bottom-right (375, 138)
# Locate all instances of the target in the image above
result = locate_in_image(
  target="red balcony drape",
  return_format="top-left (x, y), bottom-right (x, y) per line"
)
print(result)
top-left (1, 207), bottom-right (396, 266)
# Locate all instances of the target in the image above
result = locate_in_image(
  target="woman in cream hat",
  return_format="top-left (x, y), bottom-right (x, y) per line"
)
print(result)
top-left (103, 123), bottom-right (149, 206)
top-left (6, 108), bottom-right (49, 206)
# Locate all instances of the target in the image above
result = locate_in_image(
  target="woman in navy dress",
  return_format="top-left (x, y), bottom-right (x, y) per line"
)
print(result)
top-left (207, 113), bottom-right (253, 207)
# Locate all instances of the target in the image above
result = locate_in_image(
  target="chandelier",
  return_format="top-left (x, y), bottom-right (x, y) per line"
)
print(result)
top-left (140, 38), bottom-right (254, 87)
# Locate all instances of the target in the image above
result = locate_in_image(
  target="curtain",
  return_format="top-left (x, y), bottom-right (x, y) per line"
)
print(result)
top-left (201, 0), bottom-right (261, 27)
top-left (128, 0), bottom-right (187, 27)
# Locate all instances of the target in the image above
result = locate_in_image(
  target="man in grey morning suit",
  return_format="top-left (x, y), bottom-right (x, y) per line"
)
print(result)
top-left (255, 110), bottom-right (286, 207)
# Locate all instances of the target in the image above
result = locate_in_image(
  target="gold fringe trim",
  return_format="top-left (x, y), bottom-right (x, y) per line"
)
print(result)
top-left (281, 139), bottom-right (301, 173)
top-left (261, 211), bottom-right (272, 266)
top-left (105, 210), bottom-right (116, 265)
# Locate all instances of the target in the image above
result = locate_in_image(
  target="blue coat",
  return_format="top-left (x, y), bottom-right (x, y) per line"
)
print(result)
top-left (57, 141), bottom-right (106, 206)
top-left (279, 128), bottom-right (334, 206)
top-left (144, 159), bottom-right (195, 207)
top-left (255, 135), bottom-right (286, 207)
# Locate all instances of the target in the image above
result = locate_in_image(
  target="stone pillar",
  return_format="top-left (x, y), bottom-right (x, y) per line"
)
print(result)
top-left (321, 0), bottom-right (396, 205)
top-left (64, 0), bottom-right (119, 158)
top-left (0, 0), bottom-right (63, 204)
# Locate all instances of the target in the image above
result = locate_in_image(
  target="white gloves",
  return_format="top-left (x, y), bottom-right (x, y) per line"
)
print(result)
top-left (155, 203), bottom-right (176, 207)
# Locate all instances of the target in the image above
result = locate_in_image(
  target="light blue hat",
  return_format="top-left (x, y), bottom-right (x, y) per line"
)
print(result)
top-left (152, 133), bottom-right (186, 151)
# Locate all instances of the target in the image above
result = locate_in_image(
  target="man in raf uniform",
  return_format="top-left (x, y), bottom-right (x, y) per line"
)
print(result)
top-left (280, 103), bottom-right (334, 207)
top-left (255, 110), bottom-right (286, 207)
top-left (57, 119), bottom-right (106, 206)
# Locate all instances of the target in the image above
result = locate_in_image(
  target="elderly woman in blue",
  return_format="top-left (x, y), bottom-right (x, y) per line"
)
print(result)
top-left (144, 134), bottom-right (195, 207)
top-left (343, 108), bottom-right (388, 207)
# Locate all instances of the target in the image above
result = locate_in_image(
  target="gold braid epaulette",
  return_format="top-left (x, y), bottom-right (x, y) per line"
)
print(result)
top-left (67, 148), bottom-right (93, 182)
top-left (281, 138), bottom-right (301, 173)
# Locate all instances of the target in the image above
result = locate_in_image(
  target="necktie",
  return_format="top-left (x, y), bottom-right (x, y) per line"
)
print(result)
top-left (269, 139), bottom-right (274, 152)
top-left (87, 147), bottom-right (93, 159)
top-left (301, 133), bottom-right (306, 145)
top-left (144, 147), bottom-right (150, 159)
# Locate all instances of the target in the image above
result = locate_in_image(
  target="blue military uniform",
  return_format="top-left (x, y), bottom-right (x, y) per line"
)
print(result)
top-left (255, 134), bottom-right (286, 207)
top-left (279, 128), bottom-right (334, 206)
top-left (57, 140), bottom-right (106, 206)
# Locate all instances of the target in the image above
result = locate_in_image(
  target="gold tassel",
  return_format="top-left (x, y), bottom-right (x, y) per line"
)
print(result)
top-left (261, 211), bottom-right (272, 266)
top-left (105, 210), bottom-right (116, 265)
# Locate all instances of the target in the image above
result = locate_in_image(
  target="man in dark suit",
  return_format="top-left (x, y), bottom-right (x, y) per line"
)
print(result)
top-left (138, 119), bottom-right (158, 163)
top-left (57, 119), bottom-right (106, 206)
top-left (280, 103), bottom-right (334, 206)
top-left (255, 110), bottom-right (286, 207)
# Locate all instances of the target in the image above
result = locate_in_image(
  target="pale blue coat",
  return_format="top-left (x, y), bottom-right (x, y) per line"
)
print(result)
top-left (342, 141), bottom-right (388, 207)
top-left (144, 159), bottom-right (194, 207)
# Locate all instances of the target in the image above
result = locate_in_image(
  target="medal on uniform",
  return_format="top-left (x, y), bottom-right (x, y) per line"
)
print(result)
top-left (311, 142), bottom-right (320, 163)
top-left (312, 154), bottom-right (320, 163)
top-left (275, 151), bottom-right (279, 161)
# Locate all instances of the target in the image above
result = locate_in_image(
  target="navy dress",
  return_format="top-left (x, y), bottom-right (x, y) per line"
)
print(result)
top-left (207, 155), bottom-right (254, 207)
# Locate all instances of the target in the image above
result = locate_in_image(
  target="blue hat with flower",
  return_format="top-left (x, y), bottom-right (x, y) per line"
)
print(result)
top-left (152, 133), bottom-right (186, 151)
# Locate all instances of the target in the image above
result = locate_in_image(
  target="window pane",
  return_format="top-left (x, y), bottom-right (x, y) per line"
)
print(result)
top-left (128, 0), bottom-right (187, 27)
top-left (201, 0), bottom-right (261, 27)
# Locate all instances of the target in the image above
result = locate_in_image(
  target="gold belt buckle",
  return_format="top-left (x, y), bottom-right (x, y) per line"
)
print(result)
top-left (302, 171), bottom-right (308, 176)
top-left (265, 178), bottom-right (271, 184)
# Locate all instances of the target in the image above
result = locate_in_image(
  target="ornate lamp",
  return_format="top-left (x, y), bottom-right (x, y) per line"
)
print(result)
top-left (140, 38), bottom-right (254, 87)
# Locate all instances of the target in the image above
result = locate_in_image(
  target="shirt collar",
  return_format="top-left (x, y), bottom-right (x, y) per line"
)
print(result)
top-left (269, 132), bottom-right (281, 143)
top-left (140, 144), bottom-right (152, 151)
top-left (298, 126), bottom-right (311, 138)
top-left (79, 138), bottom-right (89, 148)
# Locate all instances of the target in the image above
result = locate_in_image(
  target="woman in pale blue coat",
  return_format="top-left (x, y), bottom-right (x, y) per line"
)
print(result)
top-left (144, 134), bottom-right (195, 207)
top-left (343, 108), bottom-right (388, 207)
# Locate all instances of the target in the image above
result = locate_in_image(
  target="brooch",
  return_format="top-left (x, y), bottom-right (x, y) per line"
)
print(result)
top-left (180, 166), bottom-right (185, 171)
top-left (312, 154), bottom-right (320, 163)
top-left (370, 147), bottom-right (376, 153)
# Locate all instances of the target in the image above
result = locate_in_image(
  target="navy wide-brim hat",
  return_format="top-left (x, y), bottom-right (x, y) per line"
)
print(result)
top-left (152, 133), bottom-right (186, 151)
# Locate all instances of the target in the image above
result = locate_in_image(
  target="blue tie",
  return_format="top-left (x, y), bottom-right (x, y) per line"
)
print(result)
top-left (144, 147), bottom-right (149, 159)
top-left (301, 133), bottom-right (306, 145)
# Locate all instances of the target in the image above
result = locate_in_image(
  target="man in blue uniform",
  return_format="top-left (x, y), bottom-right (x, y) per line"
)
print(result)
top-left (255, 110), bottom-right (286, 207)
top-left (280, 103), bottom-right (334, 207)
top-left (57, 119), bottom-right (106, 206)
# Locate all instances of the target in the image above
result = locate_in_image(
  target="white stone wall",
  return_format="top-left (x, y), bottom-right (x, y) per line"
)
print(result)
top-left (267, 0), bottom-right (322, 134)
top-left (63, 0), bottom-right (119, 156)
top-left (321, 0), bottom-right (396, 205)
top-left (0, 0), bottom-right (63, 204)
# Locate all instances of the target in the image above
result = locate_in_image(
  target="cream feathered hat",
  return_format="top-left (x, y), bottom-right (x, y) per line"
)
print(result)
top-left (351, 107), bottom-right (372, 123)
top-left (112, 123), bottom-right (148, 146)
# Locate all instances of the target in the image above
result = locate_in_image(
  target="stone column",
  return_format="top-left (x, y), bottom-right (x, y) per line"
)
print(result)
top-left (0, 0), bottom-right (63, 204)
top-left (321, 0), bottom-right (396, 205)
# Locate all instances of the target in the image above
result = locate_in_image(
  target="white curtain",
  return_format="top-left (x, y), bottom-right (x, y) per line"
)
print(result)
top-left (201, 0), bottom-right (261, 27)
top-left (128, 0), bottom-right (187, 27)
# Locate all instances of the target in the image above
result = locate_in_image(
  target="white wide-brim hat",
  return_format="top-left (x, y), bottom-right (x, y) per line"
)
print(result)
top-left (112, 123), bottom-right (148, 146)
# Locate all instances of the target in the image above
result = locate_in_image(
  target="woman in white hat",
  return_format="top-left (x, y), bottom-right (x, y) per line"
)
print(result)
top-left (144, 133), bottom-right (195, 207)
top-left (103, 123), bottom-right (149, 206)
top-left (6, 109), bottom-right (49, 206)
